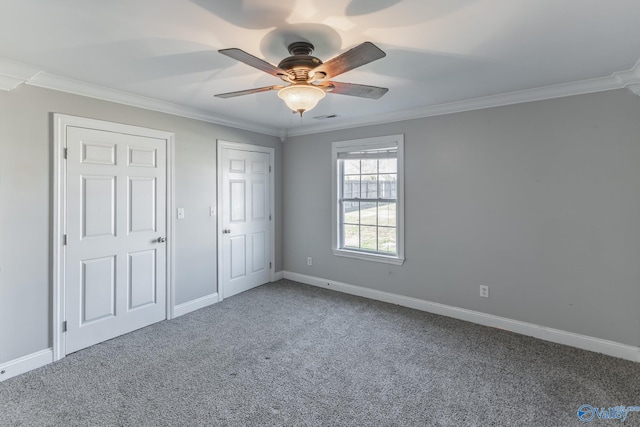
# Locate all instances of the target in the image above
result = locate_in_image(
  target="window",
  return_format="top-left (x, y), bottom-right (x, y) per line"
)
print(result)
top-left (332, 135), bottom-right (404, 265)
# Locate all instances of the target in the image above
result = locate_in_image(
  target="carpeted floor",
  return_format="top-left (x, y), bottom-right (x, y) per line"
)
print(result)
top-left (1, 279), bottom-right (639, 426)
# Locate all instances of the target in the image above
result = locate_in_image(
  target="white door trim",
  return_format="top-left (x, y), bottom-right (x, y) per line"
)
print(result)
top-left (216, 140), bottom-right (275, 300)
top-left (52, 114), bottom-right (175, 361)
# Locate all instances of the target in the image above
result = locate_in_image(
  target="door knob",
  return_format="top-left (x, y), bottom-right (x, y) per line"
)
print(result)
top-left (157, 237), bottom-right (166, 243)
top-left (223, 229), bottom-right (231, 234)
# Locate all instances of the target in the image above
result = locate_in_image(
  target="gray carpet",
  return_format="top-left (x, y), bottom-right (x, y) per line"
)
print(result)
top-left (1, 280), bottom-right (639, 426)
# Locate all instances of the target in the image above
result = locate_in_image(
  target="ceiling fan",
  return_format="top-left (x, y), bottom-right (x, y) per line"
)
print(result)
top-left (215, 41), bottom-right (388, 116)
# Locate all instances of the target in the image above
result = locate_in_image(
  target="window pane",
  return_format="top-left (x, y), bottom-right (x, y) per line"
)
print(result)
top-left (343, 224), bottom-right (359, 248)
top-left (378, 227), bottom-right (397, 254)
top-left (344, 175), bottom-right (360, 199)
top-left (361, 226), bottom-right (377, 251)
top-left (360, 202), bottom-right (377, 225)
top-left (361, 159), bottom-right (377, 174)
top-left (334, 136), bottom-right (403, 262)
top-left (379, 158), bottom-right (397, 174)
top-left (361, 175), bottom-right (378, 199)
top-left (344, 159), bottom-right (360, 175)
top-left (379, 174), bottom-right (397, 199)
top-left (378, 202), bottom-right (396, 227)
top-left (343, 201), bottom-right (360, 224)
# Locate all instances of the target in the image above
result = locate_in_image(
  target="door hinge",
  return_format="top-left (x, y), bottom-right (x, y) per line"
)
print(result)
top-left (63, 148), bottom-right (68, 159)
top-left (269, 214), bottom-right (272, 221)
top-left (270, 262), bottom-right (272, 269)
top-left (63, 235), bottom-right (67, 246)
top-left (269, 165), bottom-right (271, 173)
top-left (62, 321), bottom-right (67, 332)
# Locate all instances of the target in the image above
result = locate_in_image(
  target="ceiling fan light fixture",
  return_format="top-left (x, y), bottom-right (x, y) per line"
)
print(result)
top-left (277, 84), bottom-right (326, 116)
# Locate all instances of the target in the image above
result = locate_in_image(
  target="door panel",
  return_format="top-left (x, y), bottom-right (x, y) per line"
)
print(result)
top-left (251, 232), bottom-right (265, 272)
top-left (251, 159), bottom-right (266, 173)
top-left (129, 177), bottom-right (156, 233)
top-left (65, 126), bottom-right (167, 354)
top-left (81, 256), bottom-right (116, 323)
top-left (251, 181), bottom-right (266, 220)
top-left (230, 235), bottom-right (246, 279)
top-left (81, 141), bottom-right (116, 165)
top-left (230, 181), bottom-right (246, 222)
top-left (221, 148), bottom-right (271, 298)
top-left (128, 250), bottom-right (157, 309)
top-left (82, 176), bottom-right (116, 238)
top-left (230, 158), bottom-right (245, 173)
top-left (128, 146), bottom-right (157, 168)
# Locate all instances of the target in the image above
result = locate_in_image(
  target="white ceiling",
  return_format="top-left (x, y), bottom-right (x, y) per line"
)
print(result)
top-left (2, 0), bottom-right (640, 137)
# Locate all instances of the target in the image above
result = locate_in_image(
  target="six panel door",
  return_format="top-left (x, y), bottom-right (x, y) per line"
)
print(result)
top-left (65, 126), bottom-right (167, 354)
top-left (221, 148), bottom-right (271, 298)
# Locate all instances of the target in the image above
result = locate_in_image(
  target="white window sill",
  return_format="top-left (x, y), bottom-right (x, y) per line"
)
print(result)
top-left (332, 248), bottom-right (405, 265)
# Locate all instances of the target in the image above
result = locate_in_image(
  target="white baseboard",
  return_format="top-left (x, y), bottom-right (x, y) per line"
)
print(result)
top-left (283, 271), bottom-right (640, 363)
top-left (0, 348), bottom-right (53, 382)
top-left (173, 293), bottom-right (219, 318)
top-left (2, 292), bottom-right (221, 382)
top-left (273, 271), bottom-right (284, 281)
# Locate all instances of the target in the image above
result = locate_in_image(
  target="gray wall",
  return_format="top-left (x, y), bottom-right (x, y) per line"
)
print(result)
top-left (283, 89), bottom-right (640, 348)
top-left (0, 84), bottom-right (282, 363)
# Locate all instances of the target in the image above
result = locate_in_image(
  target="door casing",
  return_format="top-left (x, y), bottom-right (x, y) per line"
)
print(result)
top-left (217, 140), bottom-right (275, 300)
top-left (52, 114), bottom-right (175, 361)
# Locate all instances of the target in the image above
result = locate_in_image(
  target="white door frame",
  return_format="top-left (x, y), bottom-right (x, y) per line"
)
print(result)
top-left (52, 114), bottom-right (175, 361)
top-left (217, 140), bottom-right (275, 301)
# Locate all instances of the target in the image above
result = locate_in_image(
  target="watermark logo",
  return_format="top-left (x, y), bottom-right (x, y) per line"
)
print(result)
top-left (578, 405), bottom-right (595, 422)
top-left (577, 404), bottom-right (640, 423)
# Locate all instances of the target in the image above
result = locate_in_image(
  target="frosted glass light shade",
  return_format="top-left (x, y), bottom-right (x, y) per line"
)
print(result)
top-left (278, 84), bottom-right (326, 115)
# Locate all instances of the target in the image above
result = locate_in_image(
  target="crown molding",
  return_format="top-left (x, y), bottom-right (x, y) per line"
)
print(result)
top-left (0, 57), bottom-right (281, 137)
top-left (626, 84), bottom-right (640, 97)
top-left (25, 73), bottom-right (281, 136)
top-left (614, 59), bottom-right (640, 86)
top-left (617, 59), bottom-right (640, 97)
top-left (2, 56), bottom-right (639, 139)
top-left (0, 58), bottom-right (41, 91)
top-left (285, 59), bottom-right (640, 138)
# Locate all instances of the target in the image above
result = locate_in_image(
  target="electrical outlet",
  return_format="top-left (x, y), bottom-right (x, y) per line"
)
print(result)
top-left (480, 285), bottom-right (489, 298)
top-left (307, 257), bottom-right (312, 266)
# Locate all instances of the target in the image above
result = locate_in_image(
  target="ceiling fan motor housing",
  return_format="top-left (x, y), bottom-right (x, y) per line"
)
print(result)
top-left (278, 42), bottom-right (324, 82)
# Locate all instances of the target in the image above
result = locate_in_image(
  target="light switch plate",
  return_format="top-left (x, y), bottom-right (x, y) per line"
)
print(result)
top-left (177, 208), bottom-right (185, 219)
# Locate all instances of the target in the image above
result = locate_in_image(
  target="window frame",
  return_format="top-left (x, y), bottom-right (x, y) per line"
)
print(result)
top-left (331, 134), bottom-right (405, 265)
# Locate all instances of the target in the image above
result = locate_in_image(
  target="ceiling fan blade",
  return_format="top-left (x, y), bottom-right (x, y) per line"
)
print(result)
top-left (219, 48), bottom-right (290, 79)
top-left (311, 42), bottom-right (386, 80)
top-left (215, 85), bottom-right (284, 99)
top-left (322, 82), bottom-right (388, 99)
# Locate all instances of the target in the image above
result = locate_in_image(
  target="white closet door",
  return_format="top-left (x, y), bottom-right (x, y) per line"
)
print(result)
top-left (65, 126), bottom-right (167, 354)
top-left (221, 148), bottom-right (271, 298)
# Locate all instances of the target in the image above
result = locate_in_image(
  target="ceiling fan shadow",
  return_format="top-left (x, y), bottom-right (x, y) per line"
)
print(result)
top-left (375, 47), bottom-right (516, 106)
top-left (345, 0), bottom-right (403, 16)
top-left (372, 47), bottom-right (493, 81)
top-left (43, 38), bottom-right (230, 85)
top-left (131, 50), bottom-right (225, 82)
top-left (340, 0), bottom-right (478, 28)
top-left (259, 23), bottom-right (343, 60)
top-left (189, 0), bottom-right (294, 30)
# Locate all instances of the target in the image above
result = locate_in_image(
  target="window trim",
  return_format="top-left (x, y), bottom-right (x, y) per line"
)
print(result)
top-left (332, 134), bottom-right (405, 265)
